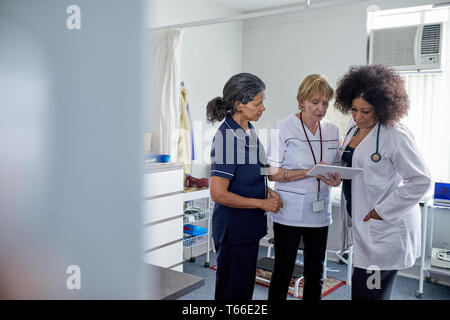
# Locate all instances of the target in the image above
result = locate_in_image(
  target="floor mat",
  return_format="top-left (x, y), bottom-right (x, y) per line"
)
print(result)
top-left (210, 265), bottom-right (346, 299)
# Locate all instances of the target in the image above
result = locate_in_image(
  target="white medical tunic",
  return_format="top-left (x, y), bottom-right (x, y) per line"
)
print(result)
top-left (267, 113), bottom-right (340, 227)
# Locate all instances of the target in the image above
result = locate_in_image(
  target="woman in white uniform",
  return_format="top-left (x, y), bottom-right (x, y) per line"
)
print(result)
top-left (267, 74), bottom-right (341, 300)
top-left (329, 65), bottom-right (432, 300)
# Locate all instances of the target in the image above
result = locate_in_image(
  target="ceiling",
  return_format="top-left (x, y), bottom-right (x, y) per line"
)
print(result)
top-left (212, 0), bottom-right (330, 13)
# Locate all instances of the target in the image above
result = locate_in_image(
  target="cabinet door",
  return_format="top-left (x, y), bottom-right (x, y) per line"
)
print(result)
top-left (142, 240), bottom-right (183, 268)
top-left (143, 193), bottom-right (183, 225)
top-left (142, 217), bottom-right (183, 252)
top-left (143, 168), bottom-right (183, 198)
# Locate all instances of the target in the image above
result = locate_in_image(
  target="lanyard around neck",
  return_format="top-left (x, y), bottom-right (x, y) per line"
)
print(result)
top-left (299, 111), bottom-right (322, 164)
top-left (299, 111), bottom-right (322, 195)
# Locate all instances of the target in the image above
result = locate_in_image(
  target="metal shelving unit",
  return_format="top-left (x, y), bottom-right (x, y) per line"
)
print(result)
top-left (182, 188), bottom-right (213, 267)
top-left (417, 201), bottom-right (450, 298)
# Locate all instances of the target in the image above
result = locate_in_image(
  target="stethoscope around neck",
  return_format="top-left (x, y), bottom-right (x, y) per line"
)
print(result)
top-left (344, 122), bottom-right (382, 162)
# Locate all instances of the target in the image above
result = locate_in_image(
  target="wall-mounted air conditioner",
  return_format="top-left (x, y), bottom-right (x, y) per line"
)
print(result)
top-left (369, 23), bottom-right (443, 71)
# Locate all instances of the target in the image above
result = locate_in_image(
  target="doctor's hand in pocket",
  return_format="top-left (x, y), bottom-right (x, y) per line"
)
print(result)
top-left (262, 188), bottom-right (284, 213)
top-left (363, 208), bottom-right (383, 222)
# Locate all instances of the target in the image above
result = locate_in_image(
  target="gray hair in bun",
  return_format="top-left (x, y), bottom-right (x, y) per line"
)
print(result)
top-left (206, 73), bottom-right (265, 124)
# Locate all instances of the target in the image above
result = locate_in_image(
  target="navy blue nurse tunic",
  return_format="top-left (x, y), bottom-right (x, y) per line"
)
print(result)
top-left (210, 115), bottom-right (267, 300)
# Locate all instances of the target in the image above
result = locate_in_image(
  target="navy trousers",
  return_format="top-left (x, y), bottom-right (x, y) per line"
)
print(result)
top-left (214, 237), bottom-right (260, 300)
top-left (352, 267), bottom-right (398, 300)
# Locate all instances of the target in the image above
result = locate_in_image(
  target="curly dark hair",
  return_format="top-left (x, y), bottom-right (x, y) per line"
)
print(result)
top-left (334, 64), bottom-right (409, 126)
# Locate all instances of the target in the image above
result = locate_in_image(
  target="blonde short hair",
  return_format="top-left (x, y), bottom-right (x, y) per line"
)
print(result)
top-left (296, 74), bottom-right (334, 110)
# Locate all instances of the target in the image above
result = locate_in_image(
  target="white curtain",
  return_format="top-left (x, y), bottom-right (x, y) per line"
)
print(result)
top-left (401, 73), bottom-right (450, 183)
top-left (147, 28), bottom-right (183, 160)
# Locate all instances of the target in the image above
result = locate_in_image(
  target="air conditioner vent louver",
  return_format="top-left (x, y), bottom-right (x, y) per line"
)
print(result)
top-left (421, 24), bottom-right (441, 55)
top-left (369, 23), bottom-right (443, 71)
top-left (372, 26), bottom-right (417, 66)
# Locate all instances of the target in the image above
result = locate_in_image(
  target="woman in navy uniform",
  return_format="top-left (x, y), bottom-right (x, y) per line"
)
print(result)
top-left (207, 73), bottom-right (283, 300)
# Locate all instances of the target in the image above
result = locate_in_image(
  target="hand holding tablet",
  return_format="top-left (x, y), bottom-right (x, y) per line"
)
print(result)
top-left (307, 164), bottom-right (363, 180)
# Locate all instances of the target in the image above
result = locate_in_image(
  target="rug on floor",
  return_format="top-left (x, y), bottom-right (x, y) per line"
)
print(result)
top-left (210, 265), bottom-right (346, 299)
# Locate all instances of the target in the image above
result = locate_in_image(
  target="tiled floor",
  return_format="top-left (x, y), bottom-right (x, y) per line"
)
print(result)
top-left (179, 246), bottom-right (450, 300)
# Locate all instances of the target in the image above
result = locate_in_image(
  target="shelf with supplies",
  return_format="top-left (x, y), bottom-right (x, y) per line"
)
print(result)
top-left (183, 234), bottom-right (209, 248)
top-left (417, 199), bottom-right (450, 298)
top-left (183, 205), bottom-right (210, 224)
top-left (182, 188), bottom-right (214, 267)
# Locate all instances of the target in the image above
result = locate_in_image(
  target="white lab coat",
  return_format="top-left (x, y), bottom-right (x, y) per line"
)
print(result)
top-left (339, 120), bottom-right (431, 270)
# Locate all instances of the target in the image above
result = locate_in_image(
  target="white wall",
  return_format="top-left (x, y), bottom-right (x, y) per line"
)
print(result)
top-left (147, 0), bottom-right (238, 29)
top-left (242, 0), bottom-right (436, 134)
top-left (147, 0), bottom-right (243, 178)
top-left (181, 23), bottom-right (243, 178)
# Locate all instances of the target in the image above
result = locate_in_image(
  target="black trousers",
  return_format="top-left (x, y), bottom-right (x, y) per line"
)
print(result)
top-left (352, 267), bottom-right (398, 300)
top-left (214, 238), bottom-right (260, 300)
top-left (268, 223), bottom-right (329, 300)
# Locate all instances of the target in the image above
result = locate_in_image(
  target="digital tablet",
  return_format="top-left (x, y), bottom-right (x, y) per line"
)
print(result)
top-left (307, 164), bottom-right (363, 180)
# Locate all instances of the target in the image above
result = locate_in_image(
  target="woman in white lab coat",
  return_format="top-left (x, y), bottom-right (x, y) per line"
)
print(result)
top-left (326, 65), bottom-right (432, 300)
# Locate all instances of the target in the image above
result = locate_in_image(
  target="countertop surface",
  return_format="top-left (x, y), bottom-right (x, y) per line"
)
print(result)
top-left (144, 161), bottom-right (183, 174)
top-left (142, 264), bottom-right (204, 300)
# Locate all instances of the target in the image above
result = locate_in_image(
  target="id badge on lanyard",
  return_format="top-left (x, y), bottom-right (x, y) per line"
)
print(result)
top-left (300, 112), bottom-right (325, 213)
top-left (313, 179), bottom-right (325, 213)
top-left (313, 198), bottom-right (325, 213)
